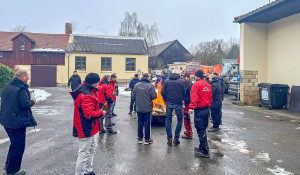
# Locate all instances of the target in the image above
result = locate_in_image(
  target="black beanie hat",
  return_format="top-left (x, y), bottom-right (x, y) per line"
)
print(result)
top-left (134, 74), bottom-right (139, 77)
top-left (85, 73), bottom-right (100, 84)
top-left (195, 70), bottom-right (204, 79)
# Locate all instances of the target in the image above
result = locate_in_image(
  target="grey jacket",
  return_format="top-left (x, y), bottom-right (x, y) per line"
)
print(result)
top-left (133, 78), bottom-right (157, 113)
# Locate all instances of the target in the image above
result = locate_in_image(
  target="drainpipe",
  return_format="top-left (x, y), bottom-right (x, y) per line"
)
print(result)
top-left (67, 52), bottom-right (70, 85)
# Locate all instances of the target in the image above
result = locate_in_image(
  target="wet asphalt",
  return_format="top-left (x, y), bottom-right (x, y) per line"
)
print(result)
top-left (0, 87), bottom-right (299, 175)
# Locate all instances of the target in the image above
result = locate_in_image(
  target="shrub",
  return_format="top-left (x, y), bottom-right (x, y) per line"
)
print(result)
top-left (0, 63), bottom-right (15, 96)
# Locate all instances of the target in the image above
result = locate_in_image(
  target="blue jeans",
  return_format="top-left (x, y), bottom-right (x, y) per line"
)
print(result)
top-left (166, 103), bottom-right (183, 140)
top-left (211, 107), bottom-right (221, 128)
top-left (194, 107), bottom-right (210, 154)
top-left (137, 112), bottom-right (152, 139)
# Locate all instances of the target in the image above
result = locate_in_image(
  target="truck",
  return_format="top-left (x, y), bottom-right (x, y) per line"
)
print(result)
top-left (220, 59), bottom-right (239, 93)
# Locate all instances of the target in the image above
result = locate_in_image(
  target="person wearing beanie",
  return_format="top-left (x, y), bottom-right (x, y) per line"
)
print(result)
top-left (188, 70), bottom-right (212, 158)
top-left (70, 73), bottom-right (106, 175)
top-left (104, 74), bottom-right (118, 134)
top-left (97, 75), bottom-right (111, 134)
top-left (182, 73), bottom-right (194, 139)
top-left (111, 73), bottom-right (118, 117)
top-left (161, 69), bottom-right (185, 146)
top-left (129, 74), bottom-right (140, 114)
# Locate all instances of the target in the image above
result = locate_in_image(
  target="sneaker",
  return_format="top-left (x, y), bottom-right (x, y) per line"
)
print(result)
top-left (133, 111), bottom-right (137, 114)
top-left (112, 113), bottom-right (117, 117)
top-left (7, 169), bottom-right (26, 175)
top-left (99, 129), bottom-right (106, 134)
top-left (128, 111), bottom-right (132, 115)
top-left (144, 138), bottom-right (153, 145)
top-left (167, 139), bottom-right (173, 146)
top-left (138, 138), bottom-right (143, 144)
top-left (181, 134), bottom-right (193, 139)
top-left (84, 172), bottom-right (96, 175)
top-left (107, 129), bottom-right (117, 135)
top-left (207, 127), bottom-right (219, 132)
top-left (173, 138), bottom-right (180, 146)
top-left (194, 148), bottom-right (210, 158)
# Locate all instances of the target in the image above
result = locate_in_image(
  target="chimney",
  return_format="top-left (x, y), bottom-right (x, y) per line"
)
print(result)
top-left (65, 23), bottom-right (72, 35)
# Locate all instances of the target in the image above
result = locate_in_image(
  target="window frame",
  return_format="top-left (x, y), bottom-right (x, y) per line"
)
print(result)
top-left (18, 41), bottom-right (26, 51)
top-left (75, 56), bottom-right (86, 71)
top-left (42, 53), bottom-right (47, 59)
top-left (101, 57), bottom-right (112, 71)
top-left (125, 58), bottom-right (136, 71)
top-left (0, 52), bottom-right (3, 58)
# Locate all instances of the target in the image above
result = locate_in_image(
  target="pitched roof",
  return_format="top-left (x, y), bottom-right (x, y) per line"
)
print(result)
top-left (67, 34), bottom-right (148, 55)
top-left (234, 0), bottom-right (300, 23)
top-left (0, 31), bottom-right (69, 51)
top-left (148, 40), bottom-right (176, 57)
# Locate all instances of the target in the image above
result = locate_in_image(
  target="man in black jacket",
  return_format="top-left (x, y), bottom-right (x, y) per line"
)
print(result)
top-left (133, 73), bottom-right (157, 145)
top-left (182, 73), bottom-right (193, 139)
top-left (68, 71), bottom-right (82, 91)
top-left (208, 74), bottom-right (222, 132)
top-left (161, 69), bottom-right (185, 146)
top-left (0, 69), bottom-right (37, 175)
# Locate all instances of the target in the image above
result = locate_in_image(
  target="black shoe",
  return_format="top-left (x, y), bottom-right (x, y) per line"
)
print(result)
top-left (7, 169), bottom-right (27, 175)
top-left (173, 138), bottom-right (180, 146)
top-left (84, 172), bottom-right (96, 175)
top-left (207, 127), bottom-right (219, 132)
top-left (194, 147), bottom-right (210, 158)
top-left (107, 129), bottom-right (117, 135)
top-left (112, 113), bottom-right (117, 116)
top-left (129, 111), bottom-right (132, 115)
top-left (167, 139), bottom-right (172, 146)
top-left (99, 129), bottom-right (106, 134)
top-left (138, 138), bottom-right (143, 144)
top-left (111, 122), bottom-right (116, 126)
top-left (144, 138), bottom-right (153, 145)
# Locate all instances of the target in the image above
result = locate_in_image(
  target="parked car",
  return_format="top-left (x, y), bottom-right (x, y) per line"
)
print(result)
top-left (228, 77), bottom-right (239, 97)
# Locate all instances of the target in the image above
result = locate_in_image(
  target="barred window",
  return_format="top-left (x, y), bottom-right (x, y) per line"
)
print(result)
top-left (126, 58), bottom-right (136, 71)
top-left (75, 56), bottom-right (86, 71)
top-left (101, 57), bottom-right (112, 71)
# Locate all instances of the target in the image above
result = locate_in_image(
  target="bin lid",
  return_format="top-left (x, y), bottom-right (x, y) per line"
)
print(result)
top-left (271, 84), bottom-right (289, 88)
top-left (258, 83), bottom-right (273, 87)
top-left (257, 83), bottom-right (289, 88)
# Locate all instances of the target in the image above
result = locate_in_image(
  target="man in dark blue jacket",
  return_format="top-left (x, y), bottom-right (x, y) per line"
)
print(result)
top-left (0, 70), bottom-right (37, 175)
top-left (208, 74), bottom-right (222, 132)
top-left (129, 74), bottom-right (140, 114)
top-left (161, 69), bottom-right (185, 146)
top-left (155, 71), bottom-right (168, 87)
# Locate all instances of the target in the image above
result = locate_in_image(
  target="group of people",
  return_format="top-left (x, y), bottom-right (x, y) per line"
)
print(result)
top-left (0, 68), bottom-right (223, 175)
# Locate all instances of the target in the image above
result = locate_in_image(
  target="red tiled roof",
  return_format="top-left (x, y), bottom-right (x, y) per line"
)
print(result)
top-left (0, 31), bottom-right (69, 51)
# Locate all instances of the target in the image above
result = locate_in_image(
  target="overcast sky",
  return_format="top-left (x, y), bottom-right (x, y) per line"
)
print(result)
top-left (1, 0), bottom-right (271, 48)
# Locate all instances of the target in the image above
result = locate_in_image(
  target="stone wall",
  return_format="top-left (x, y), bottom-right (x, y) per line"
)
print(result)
top-left (240, 70), bottom-right (259, 105)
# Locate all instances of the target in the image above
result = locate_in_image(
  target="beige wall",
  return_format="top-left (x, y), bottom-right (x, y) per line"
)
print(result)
top-left (267, 13), bottom-right (300, 87)
top-left (240, 23), bottom-right (268, 83)
top-left (168, 64), bottom-right (186, 71)
top-left (57, 53), bottom-right (148, 84)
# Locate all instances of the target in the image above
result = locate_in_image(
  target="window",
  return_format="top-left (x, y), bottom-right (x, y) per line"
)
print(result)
top-left (126, 58), bottom-right (136, 71)
top-left (18, 41), bottom-right (25, 50)
top-left (0, 52), bottom-right (3, 58)
top-left (101, 57), bottom-right (112, 71)
top-left (42, 53), bottom-right (47, 59)
top-left (75, 56), bottom-right (86, 71)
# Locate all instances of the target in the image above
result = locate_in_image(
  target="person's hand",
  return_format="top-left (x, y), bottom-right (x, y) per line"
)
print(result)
top-left (188, 109), bottom-right (194, 114)
top-left (31, 98), bottom-right (37, 104)
top-left (102, 111), bottom-right (107, 116)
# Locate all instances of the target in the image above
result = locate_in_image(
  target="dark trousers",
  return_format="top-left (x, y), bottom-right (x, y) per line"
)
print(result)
top-left (112, 100), bottom-right (116, 114)
top-left (166, 103), bottom-right (183, 140)
top-left (4, 127), bottom-right (26, 174)
top-left (211, 107), bottom-right (221, 128)
top-left (194, 107), bottom-right (210, 154)
top-left (130, 92), bottom-right (136, 112)
top-left (137, 112), bottom-right (152, 139)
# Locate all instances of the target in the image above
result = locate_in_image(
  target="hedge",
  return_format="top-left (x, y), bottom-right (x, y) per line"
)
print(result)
top-left (0, 63), bottom-right (15, 96)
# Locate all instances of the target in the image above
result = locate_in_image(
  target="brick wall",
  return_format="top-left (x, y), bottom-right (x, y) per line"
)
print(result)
top-left (240, 70), bottom-right (259, 105)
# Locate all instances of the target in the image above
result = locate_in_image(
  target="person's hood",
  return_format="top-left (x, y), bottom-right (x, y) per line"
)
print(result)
top-left (70, 82), bottom-right (98, 101)
top-left (140, 77), bottom-right (150, 83)
top-left (169, 73), bottom-right (180, 80)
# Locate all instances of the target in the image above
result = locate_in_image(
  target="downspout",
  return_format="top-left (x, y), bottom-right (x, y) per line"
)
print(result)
top-left (67, 52), bottom-right (70, 83)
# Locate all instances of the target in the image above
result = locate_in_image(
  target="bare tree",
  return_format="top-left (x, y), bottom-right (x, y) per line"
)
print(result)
top-left (119, 12), bottom-right (160, 45)
top-left (10, 25), bottom-right (28, 32)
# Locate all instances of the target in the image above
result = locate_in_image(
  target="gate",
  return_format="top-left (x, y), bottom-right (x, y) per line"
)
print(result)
top-left (31, 66), bottom-right (57, 87)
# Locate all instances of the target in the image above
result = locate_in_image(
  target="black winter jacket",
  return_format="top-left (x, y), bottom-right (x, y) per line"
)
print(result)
top-left (0, 78), bottom-right (37, 129)
top-left (68, 75), bottom-right (82, 91)
top-left (133, 78), bottom-right (157, 113)
top-left (183, 81), bottom-right (193, 104)
top-left (211, 77), bottom-right (222, 109)
top-left (161, 74), bottom-right (185, 105)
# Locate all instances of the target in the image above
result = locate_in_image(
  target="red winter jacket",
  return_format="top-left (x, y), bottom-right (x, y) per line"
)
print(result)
top-left (97, 78), bottom-right (110, 105)
top-left (189, 79), bottom-right (213, 109)
top-left (106, 81), bottom-right (117, 104)
top-left (71, 84), bottom-right (103, 138)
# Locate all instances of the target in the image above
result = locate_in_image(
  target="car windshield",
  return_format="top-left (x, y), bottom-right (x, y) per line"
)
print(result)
top-left (221, 64), bottom-right (231, 75)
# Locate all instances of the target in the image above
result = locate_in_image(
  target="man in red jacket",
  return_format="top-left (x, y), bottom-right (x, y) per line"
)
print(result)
top-left (189, 70), bottom-right (212, 158)
top-left (71, 73), bottom-right (106, 175)
top-left (105, 74), bottom-right (118, 134)
top-left (97, 75), bottom-right (110, 134)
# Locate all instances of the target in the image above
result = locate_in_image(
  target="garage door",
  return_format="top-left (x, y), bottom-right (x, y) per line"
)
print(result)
top-left (31, 66), bottom-right (57, 87)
